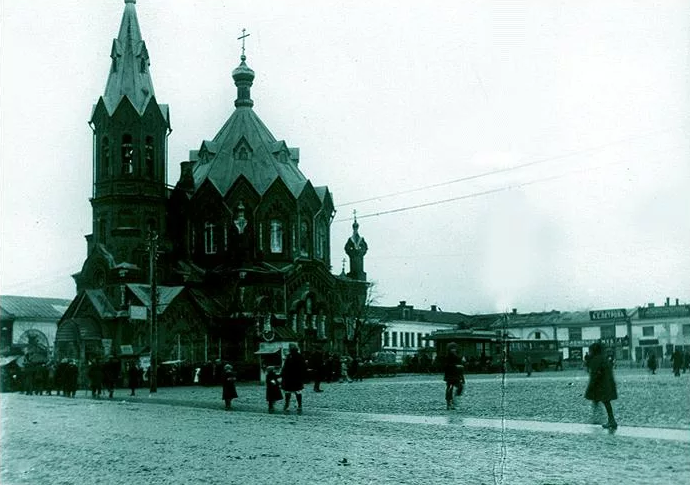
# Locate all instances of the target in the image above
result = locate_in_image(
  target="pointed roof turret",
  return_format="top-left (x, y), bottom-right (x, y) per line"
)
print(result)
top-left (101, 0), bottom-right (158, 116)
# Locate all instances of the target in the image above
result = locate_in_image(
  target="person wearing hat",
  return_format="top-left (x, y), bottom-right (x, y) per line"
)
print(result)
top-left (281, 344), bottom-right (306, 413)
top-left (443, 343), bottom-right (465, 410)
top-left (222, 364), bottom-right (238, 410)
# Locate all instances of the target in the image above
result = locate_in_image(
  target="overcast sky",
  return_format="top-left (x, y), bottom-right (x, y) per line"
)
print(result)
top-left (2, 0), bottom-right (689, 314)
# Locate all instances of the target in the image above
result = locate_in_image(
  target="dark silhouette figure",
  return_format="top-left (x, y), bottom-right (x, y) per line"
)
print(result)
top-left (127, 362), bottom-right (141, 396)
top-left (281, 344), bottom-right (306, 413)
top-left (647, 353), bottom-right (658, 375)
top-left (102, 356), bottom-right (120, 399)
top-left (265, 366), bottom-right (283, 413)
top-left (671, 349), bottom-right (683, 377)
top-left (443, 343), bottom-right (465, 410)
top-left (88, 359), bottom-right (103, 398)
top-left (310, 350), bottom-right (324, 392)
top-left (585, 342), bottom-right (618, 430)
top-left (524, 353), bottom-right (533, 377)
top-left (222, 364), bottom-right (238, 410)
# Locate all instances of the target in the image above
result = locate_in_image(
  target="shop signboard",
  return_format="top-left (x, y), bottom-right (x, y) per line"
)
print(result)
top-left (568, 337), bottom-right (629, 347)
top-left (569, 347), bottom-right (583, 361)
top-left (638, 305), bottom-right (690, 319)
top-left (589, 309), bottom-right (627, 321)
top-left (638, 339), bottom-right (659, 346)
top-left (129, 305), bottom-right (148, 321)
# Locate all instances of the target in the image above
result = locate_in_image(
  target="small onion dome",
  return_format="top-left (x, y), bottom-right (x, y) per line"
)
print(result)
top-left (232, 54), bottom-right (255, 108)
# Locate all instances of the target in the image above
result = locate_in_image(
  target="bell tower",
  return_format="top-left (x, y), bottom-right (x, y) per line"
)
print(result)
top-left (344, 212), bottom-right (368, 281)
top-left (76, 0), bottom-right (171, 292)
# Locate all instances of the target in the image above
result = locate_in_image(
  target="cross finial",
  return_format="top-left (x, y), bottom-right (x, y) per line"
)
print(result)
top-left (238, 28), bottom-right (250, 60)
top-left (342, 258), bottom-right (346, 272)
top-left (353, 209), bottom-right (357, 222)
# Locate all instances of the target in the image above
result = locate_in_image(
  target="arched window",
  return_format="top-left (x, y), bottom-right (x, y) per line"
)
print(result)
top-left (101, 137), bottom-right (110, 177)
top-left (121, 134), bottom-right (134, 175)
top-left (145, 136), bottom-right (154, 178)
top-left (316, 224), bottom-right (326, 259)
top-left (270, 219), bottom-right (283, 254)
top-left (299, 220), bottom-right (309, 257)
top-left (204, 222), bottom-right (217, 254)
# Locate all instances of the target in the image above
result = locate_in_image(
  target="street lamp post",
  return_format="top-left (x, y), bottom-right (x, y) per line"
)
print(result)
top-left (148, 230), bottom-right (159, 393)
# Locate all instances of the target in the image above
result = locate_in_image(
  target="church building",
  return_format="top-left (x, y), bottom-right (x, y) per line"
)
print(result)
top-left (56, 0), bottom-right (371, 372)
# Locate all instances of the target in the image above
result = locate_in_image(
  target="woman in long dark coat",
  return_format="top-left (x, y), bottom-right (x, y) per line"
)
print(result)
top-left (443, 343), bottom-right (465, 410)
top-left (222, 364), bottom-right (238, 410)
top-left (584, 342), bottom-right (618, 429)
top-left (281, 344), bottom-right (306, 413)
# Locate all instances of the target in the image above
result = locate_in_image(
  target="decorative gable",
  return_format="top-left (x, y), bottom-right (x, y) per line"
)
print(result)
top-left (271, 141), bottom-right (290, 163)
top-left (233, 136), bottom-right (253, 161)
top-left (198, 140), bottom-right (218, 164)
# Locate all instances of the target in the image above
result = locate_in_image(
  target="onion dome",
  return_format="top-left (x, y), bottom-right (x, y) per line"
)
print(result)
top-left (232, 54), bottom-right (255, 108)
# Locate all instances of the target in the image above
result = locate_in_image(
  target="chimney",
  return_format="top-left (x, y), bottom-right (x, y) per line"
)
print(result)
top-left (399, 301), bottom-right (406, 307)
top-left (512, 308), bottom-right (517, 315)
top-left (666, 297), bottom-right (670, 307)
top-left (431, 305), bottom-right (437, 312)
top-left (676, 298), bottom-right (680, 306)
top-left (178, 161), bottom-right (195, 193)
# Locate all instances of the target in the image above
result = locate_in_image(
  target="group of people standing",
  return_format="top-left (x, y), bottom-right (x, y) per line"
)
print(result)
top-left (647, 348), bottom-right (690, 377)
top-left (19, 359), bottom-right (79, 397)
top-left (221, 343), bottom-right (309, 414)
top-left (86, 357), bottom-right (143, 398)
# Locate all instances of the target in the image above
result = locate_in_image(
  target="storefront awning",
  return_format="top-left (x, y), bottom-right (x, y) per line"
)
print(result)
top-left (0, 355), bottom-right (20, 367)
top-left (254, 349), bottom-right (281, 355)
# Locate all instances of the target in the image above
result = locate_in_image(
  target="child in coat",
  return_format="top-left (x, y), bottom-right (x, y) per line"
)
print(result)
top-left (222, 364), bottom-right (238, 410)
top-left (265, 366), bottom-right (283, 413)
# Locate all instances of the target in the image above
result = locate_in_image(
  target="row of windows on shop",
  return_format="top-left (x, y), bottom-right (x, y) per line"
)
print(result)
top-left (191, 219), bottom-right (328, 258)
top-left (99, 135), bottom-right (157, 179)
top-left (382, 331), bottom-right (434, 349)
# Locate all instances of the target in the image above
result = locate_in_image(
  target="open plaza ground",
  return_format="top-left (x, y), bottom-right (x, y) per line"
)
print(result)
top-left (1, 368), bottom-right (689, 485)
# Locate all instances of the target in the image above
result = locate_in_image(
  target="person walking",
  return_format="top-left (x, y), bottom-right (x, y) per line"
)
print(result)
top-left (524, 353), bottom-right (533, 377)
top-left (443, 343), bottom-right (465, 410)
top-left (350, 356), bottom-right (362, 382)
top-left (222, 364), bottom-right (238, 410)
top-left (310, 349), bottom-right (324, 392)
top-left (671, 348), bottom-right (683, 377)
top-left (584, 342), bottom-right (618, 430)
top-left (88, 358), bottom-right (103, 399)
top-left (102, 356), bottom-right (120, 399)
top-left (339, 355), bottom-right (352, 383)
top-left (647, 352), bottom-right (658, 375)
top-left (127, 362), bottom-right (140, 396)
top-left (281, 344), bottom-right (306, 414)
top-left (265, 366), bottom-right (283, 413)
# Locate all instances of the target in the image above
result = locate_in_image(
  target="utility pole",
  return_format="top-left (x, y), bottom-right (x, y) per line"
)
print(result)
top-left (148, 230), bottom-right (159, 393)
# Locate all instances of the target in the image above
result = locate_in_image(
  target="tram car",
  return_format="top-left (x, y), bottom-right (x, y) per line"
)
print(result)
top-left (428, 330), bottom-right (562, 373)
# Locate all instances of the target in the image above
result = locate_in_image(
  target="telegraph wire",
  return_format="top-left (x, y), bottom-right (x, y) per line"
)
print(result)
top-left (338, 124), bottom-right (686, 208)
top-left (334, 163), bottom-right (623, 223)
top-left (334, 139), bottom-right (689, 223)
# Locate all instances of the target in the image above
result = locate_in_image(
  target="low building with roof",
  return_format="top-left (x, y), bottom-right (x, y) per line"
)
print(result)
top-left (0, 295), bottom-right (72, 361)
top-left (371, 301), bottom-right (469, 363)
top-left (632, 298), bottom-right (690, 364)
